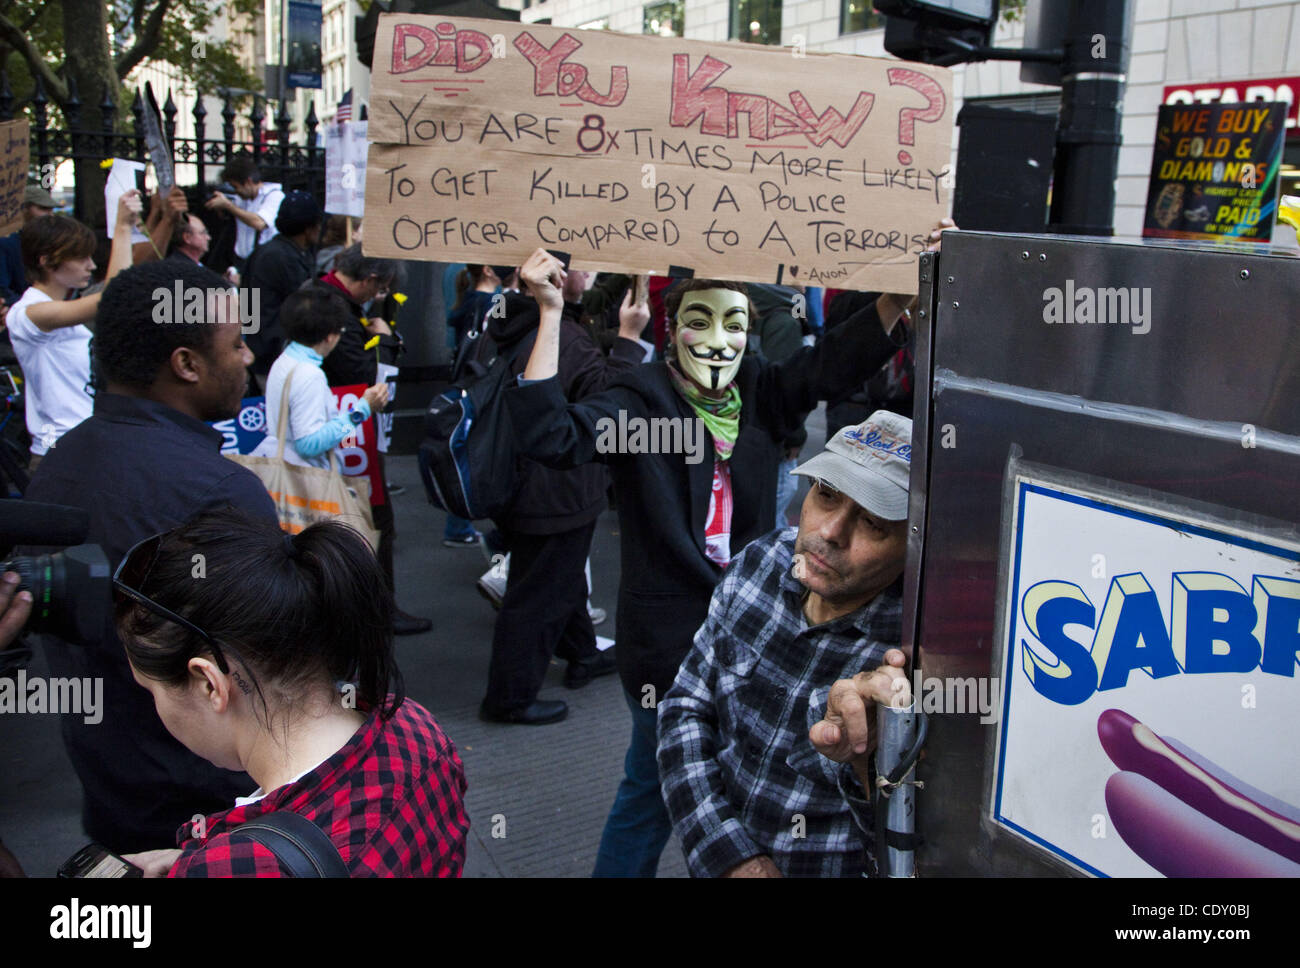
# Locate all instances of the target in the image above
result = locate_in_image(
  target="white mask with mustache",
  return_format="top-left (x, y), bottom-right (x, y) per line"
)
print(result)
top-left (673, 288), bottom-right (749, 392)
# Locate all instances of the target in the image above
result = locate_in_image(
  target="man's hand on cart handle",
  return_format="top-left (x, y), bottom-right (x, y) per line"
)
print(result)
top-left (810, 648), bottom-right (911, 762)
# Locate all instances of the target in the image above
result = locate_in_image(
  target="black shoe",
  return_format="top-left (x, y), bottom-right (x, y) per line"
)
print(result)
top-left (392, 609), bottom-right (432, 636)
top-left (478, 699), bottom-right (568, 725)
top-left (564, 650), bottom-right (618, 689)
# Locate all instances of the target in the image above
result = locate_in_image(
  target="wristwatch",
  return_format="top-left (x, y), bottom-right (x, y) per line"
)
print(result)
top-left (348, 408), bottom-right (366, 426)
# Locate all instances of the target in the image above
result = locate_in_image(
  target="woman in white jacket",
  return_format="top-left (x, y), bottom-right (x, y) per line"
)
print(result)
top-left (258, 287), bottom-right (388, 467)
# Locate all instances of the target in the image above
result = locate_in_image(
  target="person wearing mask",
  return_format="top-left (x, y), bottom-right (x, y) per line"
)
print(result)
top-left (24, 258), bottom-right (277, 852)
top-left (204, 156), bottom-right (284, 267)
top-left (115, 509), bottom-right (470, 877)
top-left (256, 287), bottom-right (390, 468)
top-left (306, 244), bottom-right (429, 635)
top-left (242, 190), bottom-right (323, 383)
top-left (504, 220), bottom-right (953, 876)
top-left (6, 192), bottom-right (140, 471)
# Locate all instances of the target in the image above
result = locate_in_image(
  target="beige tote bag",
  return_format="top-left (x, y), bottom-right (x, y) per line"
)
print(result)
top-left (227, 365), bottom-right (381, 552)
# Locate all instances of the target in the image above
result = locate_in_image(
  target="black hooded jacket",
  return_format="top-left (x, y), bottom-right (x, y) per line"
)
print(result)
top-left (488, 292), bottom-right (645, 534)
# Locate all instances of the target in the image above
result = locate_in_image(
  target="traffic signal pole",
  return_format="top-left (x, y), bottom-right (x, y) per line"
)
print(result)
top-left (1047, 0), bottom-right (1132, 236)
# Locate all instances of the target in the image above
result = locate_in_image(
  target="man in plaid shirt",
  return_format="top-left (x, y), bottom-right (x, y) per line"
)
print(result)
top-left (658, 411), bottom-right (914, 877)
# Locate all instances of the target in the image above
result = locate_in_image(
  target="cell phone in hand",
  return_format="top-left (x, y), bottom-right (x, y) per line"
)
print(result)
top-left (58, 843), bottom-right (144, 879)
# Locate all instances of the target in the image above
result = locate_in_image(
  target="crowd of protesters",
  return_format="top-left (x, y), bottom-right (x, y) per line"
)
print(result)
top-left (0, 152), bottom-right (953, 878)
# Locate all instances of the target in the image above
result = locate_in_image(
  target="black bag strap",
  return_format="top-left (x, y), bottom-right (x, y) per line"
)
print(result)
top-left (230, 811), bottom-right (349, 878)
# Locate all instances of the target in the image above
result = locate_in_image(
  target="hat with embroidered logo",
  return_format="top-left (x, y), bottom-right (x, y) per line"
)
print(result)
top-left (791, 411), bottom-right (912, 520)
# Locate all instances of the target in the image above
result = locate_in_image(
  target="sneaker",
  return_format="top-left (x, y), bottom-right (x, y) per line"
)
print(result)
top-left (587, 603), bottom-right (607, 626)
top-left (476, 554), bottom-right (509, 609)
top-left (443, 530), bottom-right (482, 548)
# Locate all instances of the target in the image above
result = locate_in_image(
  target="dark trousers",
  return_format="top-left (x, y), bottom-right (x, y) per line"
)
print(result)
top-left (484, 521), bottom-right (598, 711)
top-left (373, 454), bottom-right (397, 594)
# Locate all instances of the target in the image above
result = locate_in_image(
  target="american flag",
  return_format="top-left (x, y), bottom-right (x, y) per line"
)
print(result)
top-left (336, 88), bottom-right (352, 123)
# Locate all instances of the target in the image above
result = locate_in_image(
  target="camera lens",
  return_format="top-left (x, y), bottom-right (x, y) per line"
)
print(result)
top-left (0, 546), bottom-right (110, 642)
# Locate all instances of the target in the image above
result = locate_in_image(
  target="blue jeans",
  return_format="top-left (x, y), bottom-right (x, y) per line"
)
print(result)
top-left (444, 513), bottom-right (476, 541)
top-left (592, 690), bottom-right (674, 877)
top-left (775, 456), bottom-right (799, 530)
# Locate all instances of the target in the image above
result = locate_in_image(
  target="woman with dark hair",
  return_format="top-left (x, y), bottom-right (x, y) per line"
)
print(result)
top-left (115, 508), bottom-right (470, 877)
top-left (6, 192), bottom-right (139, 467)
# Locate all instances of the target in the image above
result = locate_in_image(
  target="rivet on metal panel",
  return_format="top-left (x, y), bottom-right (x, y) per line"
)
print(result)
top-left (918, 310), bottom-right (926, 317)
top-left (1021, 251), bottom-right (1029, 260)
top-left (1239, 269), bottom-right (1250, 280)
top-left (911, 526), bottom-right (919, 534)
top-left (1038, 253), bottom-right (1047, 262)
top-left (952, 301), bottom-right (959, 309)
top-left (947, 275), bottom-right (954, 283)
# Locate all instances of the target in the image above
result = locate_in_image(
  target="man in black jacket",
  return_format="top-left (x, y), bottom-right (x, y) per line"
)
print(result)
top-left (25, 260), bottom-right (277, 852)
top-left (506, 221), bottom-right (952, 876)
top-left (479, 272), bottom-right (647, 724)
top-left (242, 190), bottom-right (322, 384)
top-left (304, 245), bottom-right (430, 635)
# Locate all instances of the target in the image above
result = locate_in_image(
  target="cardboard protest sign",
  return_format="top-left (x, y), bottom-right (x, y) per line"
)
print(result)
top-left (1143, 102), bottom-right (1286, 243)
top-left (0, 120), bottom-right (30, 237)
top-left (327, 120), bottom-right (369, 216)
top-left (364, 15), bottom-right (953, 294)
top-left (213, 385), bottom-right (386, 506)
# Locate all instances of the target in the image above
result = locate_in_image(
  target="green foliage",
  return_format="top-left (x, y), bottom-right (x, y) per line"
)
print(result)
top-left (0, 0), bottom-right (262, 110)
top-left (1001, 0), bottom-right (1027, 24)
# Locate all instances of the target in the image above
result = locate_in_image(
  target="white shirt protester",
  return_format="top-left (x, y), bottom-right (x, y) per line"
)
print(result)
top-left (6, 287), bottom-right (93, 455)
top-left (233, 181), bottom-right (285, 258)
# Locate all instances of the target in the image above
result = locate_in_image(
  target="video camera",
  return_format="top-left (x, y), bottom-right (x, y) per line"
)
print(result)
top-left (0, 501), bottom-right (109, 642)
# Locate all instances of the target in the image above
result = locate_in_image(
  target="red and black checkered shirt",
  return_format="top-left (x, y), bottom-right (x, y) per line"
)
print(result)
top-left (167, 698), bottom-right (469, 877)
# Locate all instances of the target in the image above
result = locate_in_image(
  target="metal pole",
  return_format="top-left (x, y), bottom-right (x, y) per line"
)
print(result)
top-left (876, 698), bottom-right (919, 877)
top-left (1047, 0), bottom-right (1132, 235)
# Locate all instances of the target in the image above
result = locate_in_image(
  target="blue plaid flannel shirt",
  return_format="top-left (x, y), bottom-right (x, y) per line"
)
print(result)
top-left (657, 527), bottom-right (901, 878)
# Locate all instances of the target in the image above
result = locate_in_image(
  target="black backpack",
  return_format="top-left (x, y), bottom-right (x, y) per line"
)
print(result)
top-left (417, 328), bottom-right (524, 522)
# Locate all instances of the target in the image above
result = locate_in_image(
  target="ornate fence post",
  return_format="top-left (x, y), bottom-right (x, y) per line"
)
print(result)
top-left (194, 96), bottom-right (208, 189)
top-left (99, 85), bottom-right (116, 169)
top-left (65, 78), bottom-right (83, 221)
top-left (31, 76), bottom-right (50, 177)
top-left (249, 96), bottom-right (265, 165)
top-left (275, 97), bottom-right (290, 179)
top-left (304, 101), bottom-right (321, 200)
top-left (131, 88), bottom-right (146, 161)
top-left (222, 93), bottom-right (236, 170)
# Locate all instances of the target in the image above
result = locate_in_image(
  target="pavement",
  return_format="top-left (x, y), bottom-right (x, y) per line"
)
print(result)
top-left (0, 404), bottom-right (825, 878)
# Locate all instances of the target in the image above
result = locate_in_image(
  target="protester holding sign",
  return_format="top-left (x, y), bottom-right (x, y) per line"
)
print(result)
top-left (7, 191), bottom-right (141, 467)
top-left (505, 222), bottom-right (951, 876)
top-left (205, 157), bottom-right (284, 264)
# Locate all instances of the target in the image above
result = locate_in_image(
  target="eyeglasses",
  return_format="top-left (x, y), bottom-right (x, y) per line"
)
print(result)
top-left (112, 532), bottom-right (232, 675)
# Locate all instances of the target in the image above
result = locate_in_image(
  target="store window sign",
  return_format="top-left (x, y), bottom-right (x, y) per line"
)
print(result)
top-left (1163, 78), bottom-right (1298, 131)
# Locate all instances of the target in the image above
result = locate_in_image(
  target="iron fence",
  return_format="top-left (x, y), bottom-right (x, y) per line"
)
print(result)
top-left (1, 71), bottom-right (330, 227)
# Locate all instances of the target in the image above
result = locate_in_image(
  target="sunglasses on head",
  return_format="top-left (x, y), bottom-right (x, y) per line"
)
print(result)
top-left (112, 532), bottom-right (232, 675)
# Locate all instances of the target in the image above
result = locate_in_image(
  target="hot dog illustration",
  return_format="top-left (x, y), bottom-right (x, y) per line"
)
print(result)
top-left (1099, 708), bottom-right (1300, 867)
top-left (1105, 772), bottom-right (1300, 877)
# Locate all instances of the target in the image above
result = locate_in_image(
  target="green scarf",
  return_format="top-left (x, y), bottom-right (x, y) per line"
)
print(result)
top-left (668, 363), bottom-right (742, 461)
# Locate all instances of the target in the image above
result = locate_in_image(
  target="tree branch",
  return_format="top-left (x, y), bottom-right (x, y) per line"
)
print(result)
top-left (114, 0), bottom-right (172, 80)
top-left (0, 11), bottom-right (67, 103)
